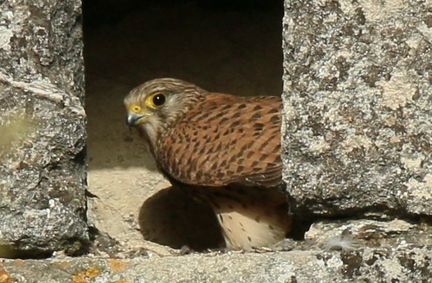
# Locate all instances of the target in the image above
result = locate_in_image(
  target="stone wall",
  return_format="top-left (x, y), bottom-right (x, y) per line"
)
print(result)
top-left (0, 0), bottom-right (431, 282)
top-left (0, 0), bottom-right (88, 255)
top-left (280, 0), bottom-right (432, 281)
top-left (282, 0), bottom-right (432, 218)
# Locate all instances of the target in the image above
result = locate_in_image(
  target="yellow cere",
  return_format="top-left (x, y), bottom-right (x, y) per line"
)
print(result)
top-left (129, 105), bottom-right (142, 113)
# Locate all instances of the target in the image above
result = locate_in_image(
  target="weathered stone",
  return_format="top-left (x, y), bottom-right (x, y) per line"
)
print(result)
top-left (1, 1), bottom-right (431, 282)
top-left (305, 219), bottom-right (432, 251)
top-left (282, 0), bottom-right (432, 217)
top-left (0, 0), bottom-right (88, 254)
top-left (1, 246), bottom-right (432, 282)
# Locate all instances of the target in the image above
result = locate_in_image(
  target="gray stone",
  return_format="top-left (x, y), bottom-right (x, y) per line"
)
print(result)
top-left (282, 0), bottom-right (432, 217)
top-left (1, 246), bottom-right (432, 282)
top-left (0, 0), bottom-right (88, 254)
top-left (1, 0), bottom-right (431, 282)
top-left (304, 219), bottom-right (432, 251)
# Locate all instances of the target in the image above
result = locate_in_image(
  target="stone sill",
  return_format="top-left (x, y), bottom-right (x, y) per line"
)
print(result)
top-left (1, 246), bottom-right (431, 283)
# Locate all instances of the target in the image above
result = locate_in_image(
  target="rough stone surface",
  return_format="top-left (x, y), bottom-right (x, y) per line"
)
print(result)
top-left (2, 219), bottom-right (431, 282)
top-left (1, 0), bottom-right (432, 282)
top-left (304, 219), bottom-right (432, 251)
top-left (1, 245), bottom-right (432, 283)
top-left (282, 0), bottom-right (432, 217)
top-left (0, 0), bottom-right (88, 254)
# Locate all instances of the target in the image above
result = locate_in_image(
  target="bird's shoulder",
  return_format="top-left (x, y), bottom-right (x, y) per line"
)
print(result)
top-left (156, 93), bottom-right (283, 189)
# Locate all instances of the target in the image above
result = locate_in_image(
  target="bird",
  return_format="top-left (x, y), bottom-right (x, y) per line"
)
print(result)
top-left (124, 78), bottom-right (292, 250)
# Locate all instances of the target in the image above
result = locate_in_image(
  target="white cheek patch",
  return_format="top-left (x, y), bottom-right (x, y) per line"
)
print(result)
top-left (143, 115), bottom-right (162, 149)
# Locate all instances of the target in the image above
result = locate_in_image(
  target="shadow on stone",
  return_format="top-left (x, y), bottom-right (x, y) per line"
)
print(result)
top-left (290, 216), bottom-right (314, 241)
top-left (138, 187), bottom-right (224, 251)
top-left (0, 244), bottom-right (53, 259)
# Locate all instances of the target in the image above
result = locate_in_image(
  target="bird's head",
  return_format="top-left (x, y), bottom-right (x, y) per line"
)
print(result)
top-left (124, 78), bottom-right (207, 144)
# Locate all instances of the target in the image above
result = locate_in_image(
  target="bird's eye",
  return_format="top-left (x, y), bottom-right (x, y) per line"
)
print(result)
top-left (145, 93), bottom-right (167, 109)
top-left (152, 94), bottom-right (166, 107)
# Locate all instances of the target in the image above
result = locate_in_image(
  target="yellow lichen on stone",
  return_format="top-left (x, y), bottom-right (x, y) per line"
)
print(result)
top-left (108, 259), bottom-right (128, 273)
top-left (0, 272), bottom-right (12, 283)
top-left (0, 265), bottom-right (12, 283)
top-left (72, 267), bottom-right (101, 283)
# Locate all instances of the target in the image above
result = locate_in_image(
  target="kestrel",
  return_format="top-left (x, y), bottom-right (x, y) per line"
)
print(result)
top-left (124, 78), bottom-right (291, 250)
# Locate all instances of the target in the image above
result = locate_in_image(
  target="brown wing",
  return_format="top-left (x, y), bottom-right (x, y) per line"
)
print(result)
top-left (157, 94), bottom-right (282, 188)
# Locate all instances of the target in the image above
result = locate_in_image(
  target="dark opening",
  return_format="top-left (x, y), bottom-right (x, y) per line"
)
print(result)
top-left (83, 0), bottom-right (284, 251)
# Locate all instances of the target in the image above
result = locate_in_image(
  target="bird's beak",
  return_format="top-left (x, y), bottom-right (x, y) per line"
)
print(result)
top-left (126, 113), bottom-right (144, 127)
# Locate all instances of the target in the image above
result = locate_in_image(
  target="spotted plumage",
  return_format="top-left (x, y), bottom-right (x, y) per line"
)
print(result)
top-left (124, 78), bottom-right (291, 250)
